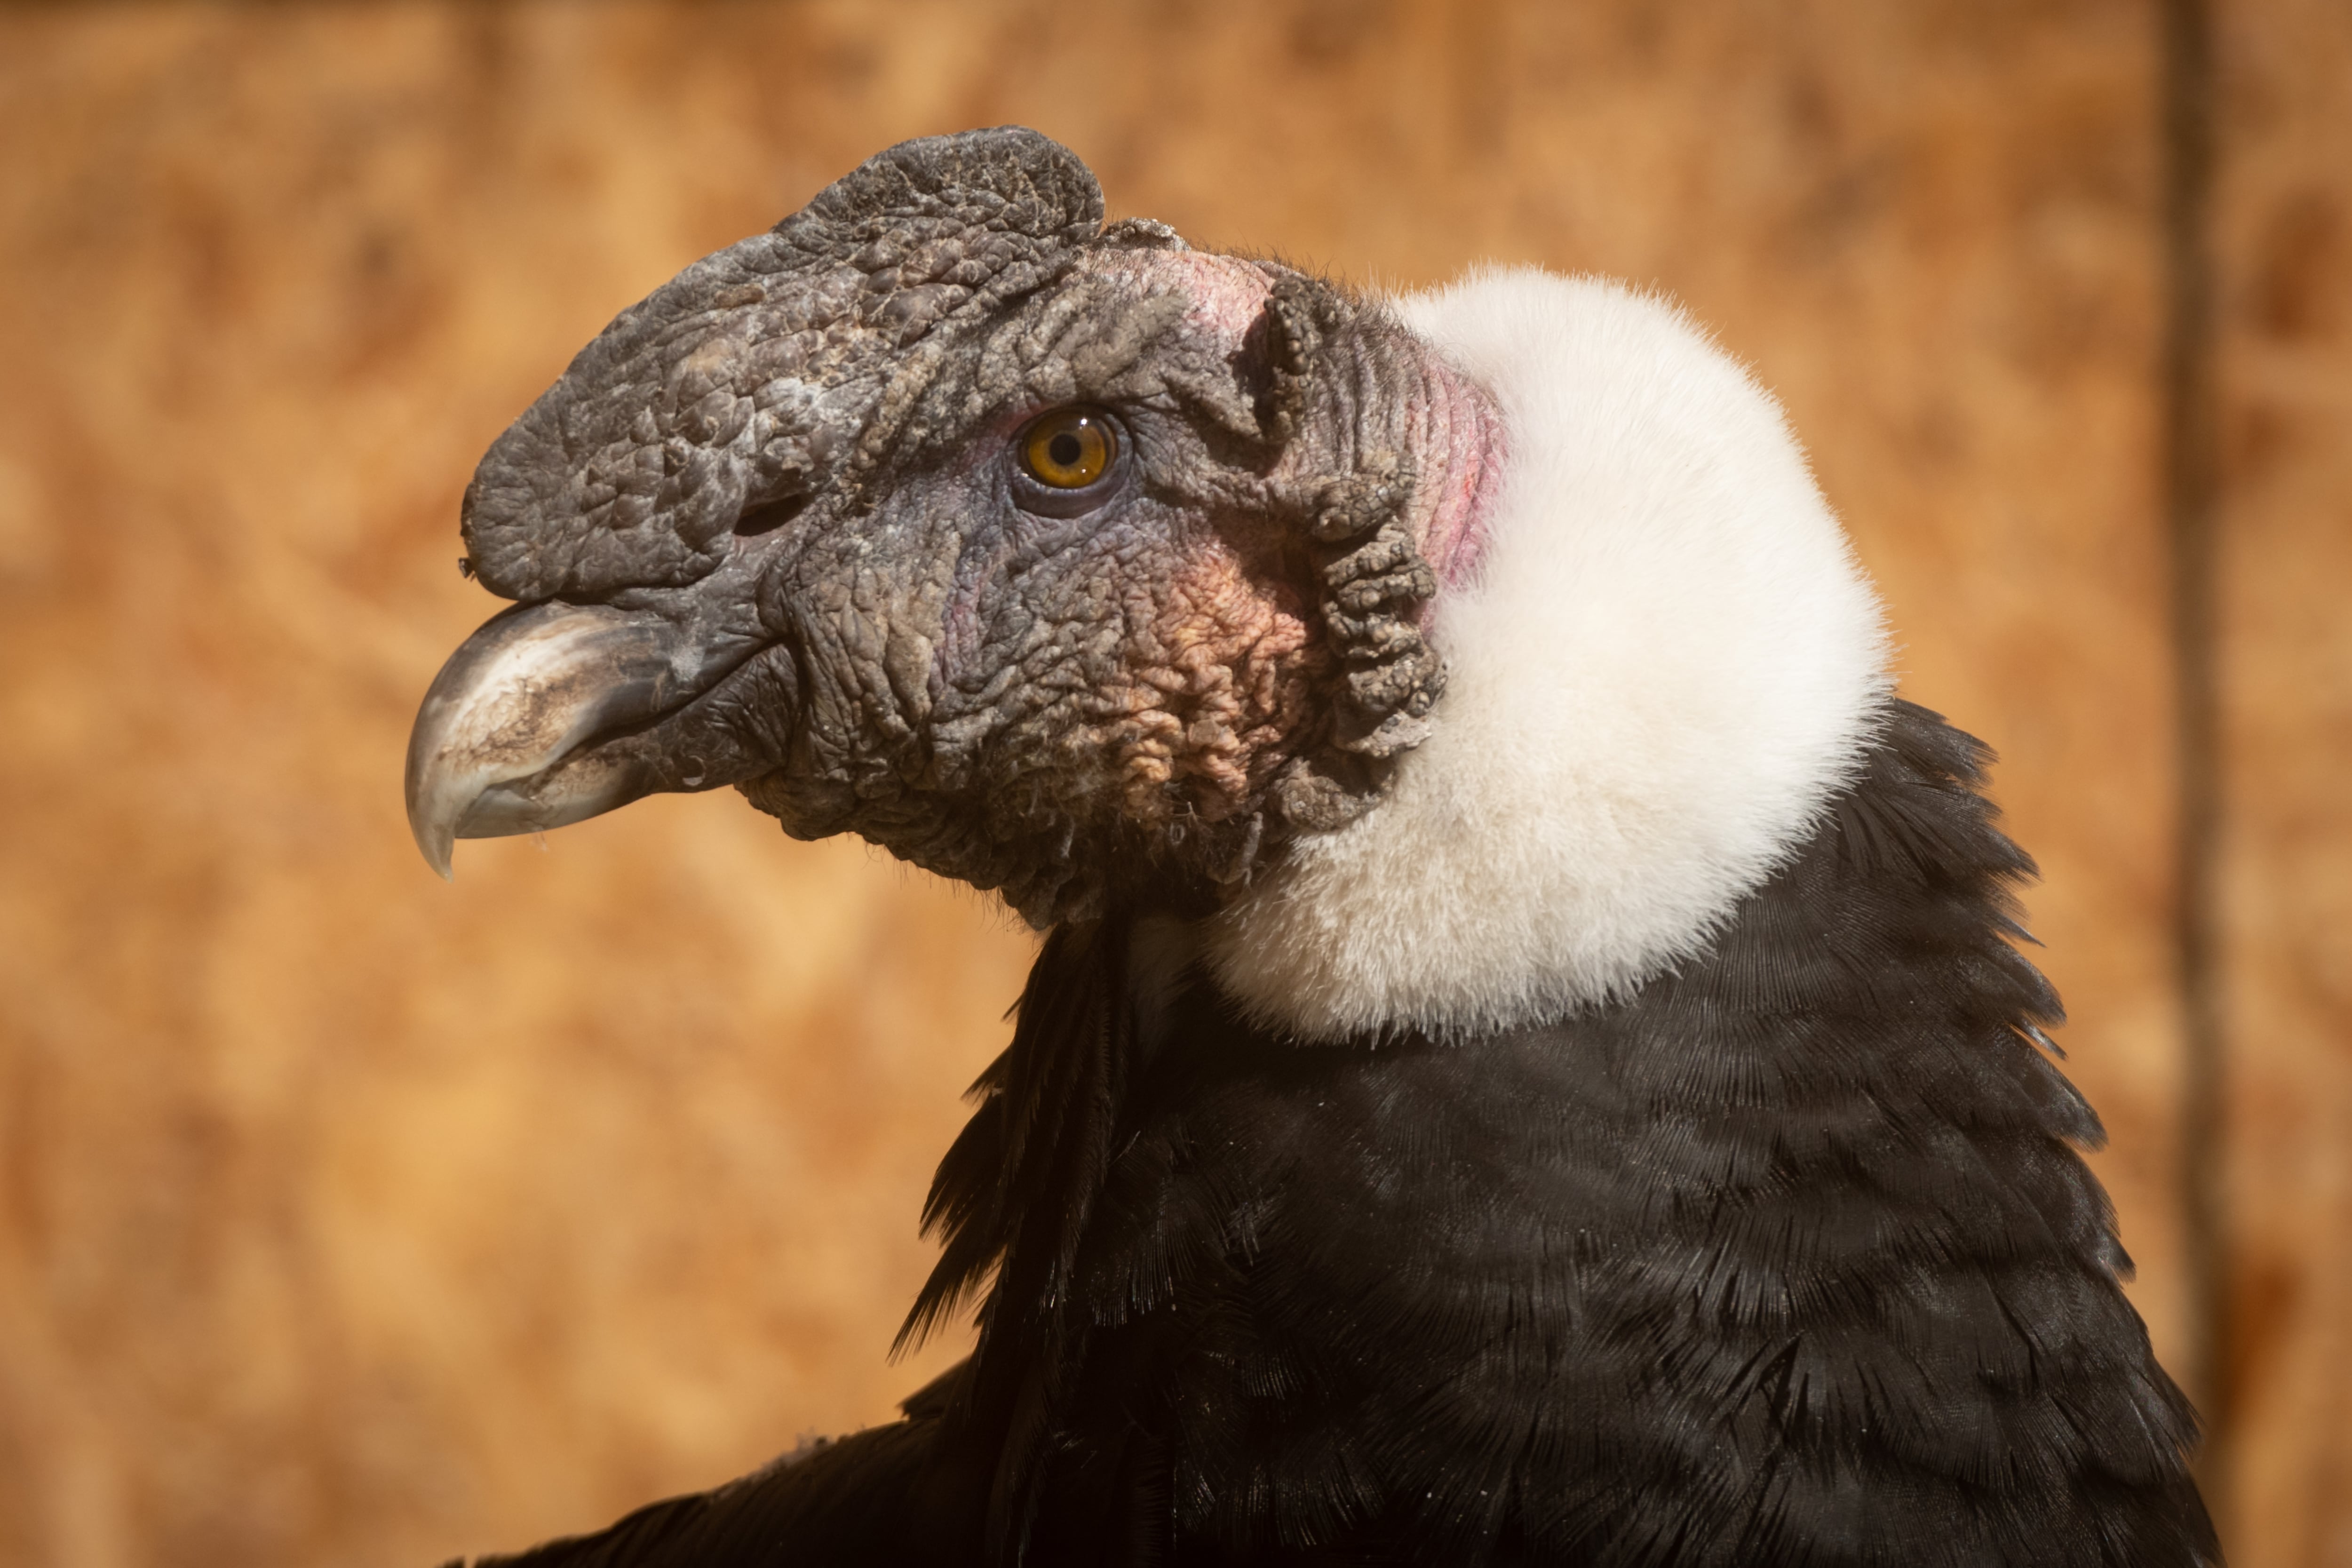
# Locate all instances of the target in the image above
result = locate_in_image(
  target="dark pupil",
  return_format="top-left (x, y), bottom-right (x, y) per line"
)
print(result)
top-left (1048, 430), bottom-right (1085, 469)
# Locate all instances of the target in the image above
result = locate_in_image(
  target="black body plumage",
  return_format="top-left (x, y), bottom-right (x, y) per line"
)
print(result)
top-left (474, 703), bottom-right (2216, 1567)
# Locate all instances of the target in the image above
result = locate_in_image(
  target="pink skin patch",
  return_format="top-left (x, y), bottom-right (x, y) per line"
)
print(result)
top-left (1099, 545), bottom-right (1321, 821)
top-left (1406, 355), bottom-right (1505, 589)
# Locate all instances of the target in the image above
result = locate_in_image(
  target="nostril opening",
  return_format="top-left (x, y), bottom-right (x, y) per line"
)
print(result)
top-left (734, 493), bottom-right (808, 539)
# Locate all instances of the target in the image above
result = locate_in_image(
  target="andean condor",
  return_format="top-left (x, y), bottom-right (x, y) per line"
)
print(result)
top-left (406, 127), bottom-right (2218, 1567)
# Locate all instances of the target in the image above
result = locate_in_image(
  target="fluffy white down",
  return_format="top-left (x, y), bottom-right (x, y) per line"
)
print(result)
top-left (1204, 268), bottom-right (1891, 1041)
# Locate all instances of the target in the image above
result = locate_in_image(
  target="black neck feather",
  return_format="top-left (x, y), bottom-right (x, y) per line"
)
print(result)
top-left (906, 700), bottom-right (2216, 1567)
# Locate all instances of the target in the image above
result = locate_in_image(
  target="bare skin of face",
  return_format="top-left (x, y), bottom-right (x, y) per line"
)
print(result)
top-left (414, 165), bottom-right (1502, 925)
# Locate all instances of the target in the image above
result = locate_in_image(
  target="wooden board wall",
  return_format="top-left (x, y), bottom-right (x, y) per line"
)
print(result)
top-left (0, 2), bottom-right (2337, 1564)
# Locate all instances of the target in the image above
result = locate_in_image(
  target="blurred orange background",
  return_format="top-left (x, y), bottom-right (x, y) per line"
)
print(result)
top-left (0, 2), bottom-right (2344, 1564)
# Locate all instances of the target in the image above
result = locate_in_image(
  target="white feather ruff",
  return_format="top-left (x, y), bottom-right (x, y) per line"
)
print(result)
top-left (1204, 268), bottom-right (1891, 1041)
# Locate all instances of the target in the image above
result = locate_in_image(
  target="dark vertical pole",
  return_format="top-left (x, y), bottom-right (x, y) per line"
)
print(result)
top-left (2159, 0), bottom-right (2228, 1516)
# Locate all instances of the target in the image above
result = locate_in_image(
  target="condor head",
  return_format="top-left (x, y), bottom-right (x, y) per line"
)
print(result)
top-left (406, 127), bottom-right (1497, 926)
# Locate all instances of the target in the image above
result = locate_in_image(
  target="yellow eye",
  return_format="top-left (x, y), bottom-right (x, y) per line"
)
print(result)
top-left (1020, 408), bottom-right (1115, 489)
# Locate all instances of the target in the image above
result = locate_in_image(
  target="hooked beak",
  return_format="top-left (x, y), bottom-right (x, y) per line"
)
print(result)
top-left (404, 600), bottom-right (771, 878)
top-left (405, 602), bottom-right (690, 878)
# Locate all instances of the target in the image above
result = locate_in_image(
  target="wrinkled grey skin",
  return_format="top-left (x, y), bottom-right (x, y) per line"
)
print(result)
top-left (409, 128), bottom-right (1460, 925)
